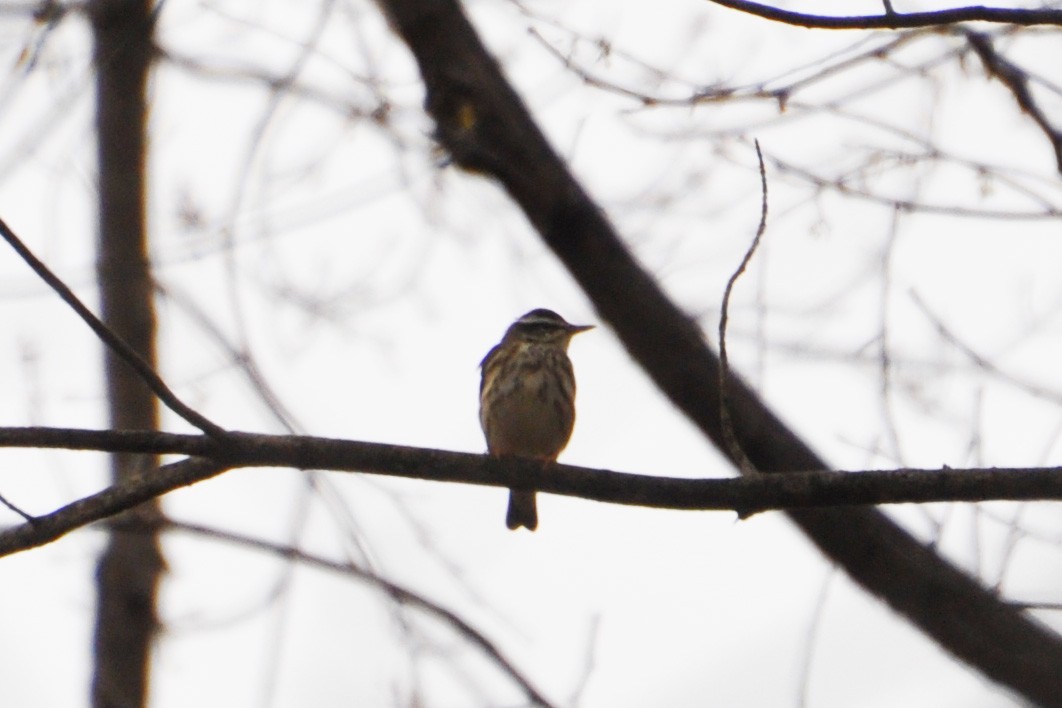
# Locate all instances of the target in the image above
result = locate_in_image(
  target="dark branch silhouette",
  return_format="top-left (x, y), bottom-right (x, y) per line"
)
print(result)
top-left (0, 216), bottom-right (225, 438)
top-left (706, 0), bottom-right (1062, 29)
top-left (962, 28), bottom-right (1062, 174)
top-left (110, 518), bottom-right (559, 708)
top-left (1, 425), bottom-right (1061, 557)
top-left (372, 0), bottom-right (1062, 703)
top-left (3, 1), bottom-right (1061, 704)
top-left (0, 490), bottom-right (35, 522)
top-left (718, 140), bottom-right (768, 475)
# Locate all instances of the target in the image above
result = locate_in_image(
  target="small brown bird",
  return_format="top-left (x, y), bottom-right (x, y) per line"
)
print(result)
top-left (479, 309), bottom-right (593, 531)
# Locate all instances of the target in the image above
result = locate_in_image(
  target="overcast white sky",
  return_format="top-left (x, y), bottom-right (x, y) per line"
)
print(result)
top-left (0, 1), bottom-right (1060, 706)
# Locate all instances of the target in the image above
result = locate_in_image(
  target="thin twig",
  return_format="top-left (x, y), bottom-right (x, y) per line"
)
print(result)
top-left (797, 568), bottom-right (837, 708)
top-left (0, 216), bottom-right (227, 438)
top-left (718, 140), bottom-right (768, 476)
top-left (154, 281), bottom-right (301, 431)
top-left (963, 29), bottom-right (1062, 175)
top-left (766, 152), bottom-right (1062, 221)
top-left (108, 517), bottom-right (558, 708)
top-left (568, 614), bottom-right (601, 707)
top-left (909, 290), bottom-right (1062, 407)
top-left (0, 491), bottom-right (35, 523)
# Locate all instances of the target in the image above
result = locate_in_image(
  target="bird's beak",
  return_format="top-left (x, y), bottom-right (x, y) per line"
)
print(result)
top-left (568, 323), bottom-right (594, 335)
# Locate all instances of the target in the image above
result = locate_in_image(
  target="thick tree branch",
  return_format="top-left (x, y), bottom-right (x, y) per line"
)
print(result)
top-left (0, 427), bottom-right (213, 456)
top-left (1, 426), bottom-right (1061, 557)
top-left (705, 0), bottom-right (1062, 29)
top-left (371, 0), bottom-right (1062, 703)
top-left (1, 457), bottom-right (226, 556)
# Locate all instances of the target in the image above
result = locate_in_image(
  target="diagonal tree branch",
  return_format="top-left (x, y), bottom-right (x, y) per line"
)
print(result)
top-left (0, 216), bottom-right (226, 439)
top-left (370, 0), bottom-right (1062, 703)
top-left (110, 518), bottom-right (559, 708)
top-left (963, 28), bottom-right (1062, 174)
top-left (0, 490), bottom-right (35, 522)
top-left (1, 456), bottom-right (227, 556)
top-left (704, 0), bottom-right (1062, 29)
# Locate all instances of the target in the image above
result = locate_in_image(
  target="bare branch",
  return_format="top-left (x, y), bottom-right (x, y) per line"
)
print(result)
top-left (371, 0), bottom-right (1062, 702)
top-left (706, 0), bottom-right (1062, 29)
top-left (0, 216), bottom-right (227, 438)
top-left (0, 426), bottom-right (212, 455)
top-left (765, 152), bottom-right (1062, 220)
top-left (0, 0), bottom-right (77, 18)
top-left (718, 140), bottom-right (768, 477)
top-left (2, 426), bottom-right (1061, 557)
top-left (109, 518), bottom-right (558, 708)
top-left (0, 491), bottom-right (35, 523)
top-left (0, 457), bottom-right (225, 556)
top-left (910, 290), bottom-right (1062, 407)
top-left (963, 28), bottom-right (1062, 174)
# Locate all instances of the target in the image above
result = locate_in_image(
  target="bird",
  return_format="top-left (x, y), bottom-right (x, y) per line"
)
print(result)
top-left (479, 308), bottom-right (593, 531)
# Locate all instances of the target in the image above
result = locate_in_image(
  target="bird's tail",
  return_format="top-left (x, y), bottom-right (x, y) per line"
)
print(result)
top-left (506, 490), bottom-right (538, 531)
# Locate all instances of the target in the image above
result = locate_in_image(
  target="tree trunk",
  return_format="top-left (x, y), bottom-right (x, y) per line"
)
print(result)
top-left (88, 2), bottom-right (163, 706)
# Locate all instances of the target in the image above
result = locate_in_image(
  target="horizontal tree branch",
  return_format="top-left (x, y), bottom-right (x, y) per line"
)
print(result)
top-left (706, 0), bottom-right (1062, 29)
top-left (1, 425), bottom-right (1060, 557)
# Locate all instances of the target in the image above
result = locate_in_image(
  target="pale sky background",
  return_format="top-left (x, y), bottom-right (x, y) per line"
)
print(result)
top-left (0, 0), bottom-right (1060, 706)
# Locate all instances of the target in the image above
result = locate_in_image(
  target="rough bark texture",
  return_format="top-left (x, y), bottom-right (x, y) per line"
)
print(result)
top-left (375, 0), bottom-right (1062, 704)
top-left (88, 2), bottom-right (163, 707)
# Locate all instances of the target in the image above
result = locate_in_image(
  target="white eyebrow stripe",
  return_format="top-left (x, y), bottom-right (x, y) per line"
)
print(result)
top-left (518, 314), bottom-right (564, 326)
